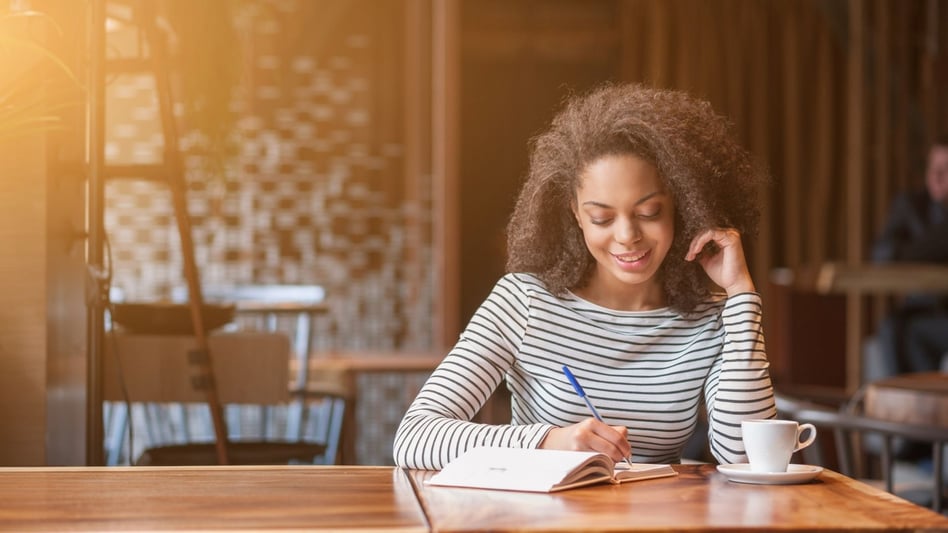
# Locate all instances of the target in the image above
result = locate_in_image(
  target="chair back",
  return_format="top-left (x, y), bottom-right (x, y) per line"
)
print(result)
top-left (775, 387), bottom-right (948, 512)
top-left (104, 331), bottom-right (290, 404)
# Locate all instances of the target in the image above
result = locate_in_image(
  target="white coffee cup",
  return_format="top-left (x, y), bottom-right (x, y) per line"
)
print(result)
top-left (741, 419), bottom-right (817, 473)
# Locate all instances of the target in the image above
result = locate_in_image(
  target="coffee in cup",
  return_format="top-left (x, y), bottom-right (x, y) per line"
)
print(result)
top-left (741, 419), bottom-right (817, 473)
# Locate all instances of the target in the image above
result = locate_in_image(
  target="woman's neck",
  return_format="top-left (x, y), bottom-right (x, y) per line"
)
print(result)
top-left (572, 274), bottom-right (666, 311)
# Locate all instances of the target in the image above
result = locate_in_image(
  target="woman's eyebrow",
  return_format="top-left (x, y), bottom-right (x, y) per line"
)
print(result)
top-left (581, 191), bottom-right (665, 208)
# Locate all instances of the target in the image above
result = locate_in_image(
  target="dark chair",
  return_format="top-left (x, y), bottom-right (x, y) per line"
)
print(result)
top-left (775, 386), bottom-right (948, 512)
top-left (135, 386), bottom-right (349, 465)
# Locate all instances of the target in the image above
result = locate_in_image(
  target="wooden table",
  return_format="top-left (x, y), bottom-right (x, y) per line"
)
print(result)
top-left (864, 372), bottom-right (948, 428)
top-left (0, 466), bottom-right (427, 532)
top-left (800, 262), bottom-right (948, 392)
top-left (2, 464), bottom-right (945, 531)
top-left (408, 463), bottom-right (948, 532)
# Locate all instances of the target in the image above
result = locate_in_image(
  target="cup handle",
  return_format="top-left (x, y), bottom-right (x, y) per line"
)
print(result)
top-left (793, 423), bottom-right (817, 452)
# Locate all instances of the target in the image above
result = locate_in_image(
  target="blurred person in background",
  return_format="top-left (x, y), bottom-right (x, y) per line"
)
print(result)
top-left (871, 135), bottom-right (948, 377)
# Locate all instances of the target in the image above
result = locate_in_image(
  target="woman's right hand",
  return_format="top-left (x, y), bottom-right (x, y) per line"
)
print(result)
top-left (539, 418), bottom-right (631, 462)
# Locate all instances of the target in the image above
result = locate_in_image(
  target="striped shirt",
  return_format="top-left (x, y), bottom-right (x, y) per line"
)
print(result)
top-left (393, 273), bottom-right (775, 470)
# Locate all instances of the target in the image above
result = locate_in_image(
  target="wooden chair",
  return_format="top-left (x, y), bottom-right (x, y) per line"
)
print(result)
top-left (103, 331), bottom-right (350, 465)
top-left (774, 387), bottom-right (948, 512)
top-left (202, 284), bottom-right (329, 441)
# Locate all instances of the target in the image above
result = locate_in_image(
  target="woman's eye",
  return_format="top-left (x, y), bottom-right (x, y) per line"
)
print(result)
top-left (638, 209), bottom-right (661, 220)
top-left (590, 218), bottom-right (610, 226)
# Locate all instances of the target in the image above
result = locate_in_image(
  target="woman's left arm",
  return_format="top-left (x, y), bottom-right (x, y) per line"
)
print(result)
top-left (688, 228), bottom-right (776, 464)
top-left (702, 293), bottom-right (776, 465)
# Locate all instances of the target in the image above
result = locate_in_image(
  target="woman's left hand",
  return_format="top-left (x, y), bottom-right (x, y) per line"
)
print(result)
top-left (685, 228), bottom-right (756, 296)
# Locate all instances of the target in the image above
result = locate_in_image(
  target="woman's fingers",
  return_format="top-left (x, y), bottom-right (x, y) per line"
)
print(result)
top-left (683, 227), bottom-right (755, 294)
top-left (540, 419), bottom-right (631, 462)
top-left (686, 228), bottom-right (739, 261)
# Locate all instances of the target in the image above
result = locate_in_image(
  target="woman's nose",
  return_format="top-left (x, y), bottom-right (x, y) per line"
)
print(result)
top-left (614, 218), bottom-right (641, 244)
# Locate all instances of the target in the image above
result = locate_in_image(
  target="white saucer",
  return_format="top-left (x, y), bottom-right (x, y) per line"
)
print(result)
top-left (716, 463), bottom-right (823, 485)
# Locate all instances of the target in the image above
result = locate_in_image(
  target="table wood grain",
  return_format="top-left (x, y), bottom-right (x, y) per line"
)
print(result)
top-left (0, 466), bottom-right (428, 532)
top-left (408, 464), bottom-right (948, 532)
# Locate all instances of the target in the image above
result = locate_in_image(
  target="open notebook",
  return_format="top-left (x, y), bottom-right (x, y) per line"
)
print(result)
top-left (425, 446), bottom-right (677, 493)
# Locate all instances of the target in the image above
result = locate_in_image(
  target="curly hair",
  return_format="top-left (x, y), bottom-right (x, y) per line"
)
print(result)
top-left (505, 83), bottom-right (767, 313)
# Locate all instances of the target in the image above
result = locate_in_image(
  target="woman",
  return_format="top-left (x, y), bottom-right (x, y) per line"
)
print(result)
top-left (393, 83), bottom-right (776, 470)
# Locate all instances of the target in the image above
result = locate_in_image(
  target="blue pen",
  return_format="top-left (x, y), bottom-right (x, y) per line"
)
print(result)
top-left (562, 365), bottom-right (634, 467)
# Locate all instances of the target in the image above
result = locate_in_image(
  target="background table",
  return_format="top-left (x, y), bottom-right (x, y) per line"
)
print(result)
top-left (797, 262), bottom-right (948, 392)
top-left (306, 351), bottom-right (446, 464)
top-left (864, 372), bottom-right (948, 428)
top-left (408, 463), bottom-right (948, 532)
top-left (0, 466), bottom-right (426, 532)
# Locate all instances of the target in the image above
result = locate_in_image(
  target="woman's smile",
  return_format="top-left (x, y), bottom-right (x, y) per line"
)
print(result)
top-left (612, 249), bottom-right (651, 270)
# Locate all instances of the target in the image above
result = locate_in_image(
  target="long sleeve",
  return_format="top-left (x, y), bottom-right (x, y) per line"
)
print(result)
top-left (703, 292), bottom-right (776, 465)
top-left (392, 277), bottom-right (554, 470)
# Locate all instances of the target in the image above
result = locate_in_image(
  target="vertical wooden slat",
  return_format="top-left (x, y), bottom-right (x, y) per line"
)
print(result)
top-left (617, 0), bottom-right (643, 82)
top-left (892, 2), bottom-right (911, 193)
top-left (809, 8), bottom-right (835, 265)
top-left (937, 2), bottom-right (948, 135)
top-left (46, 0), bottom-right (90, 466)
top-left (719, 0), bottom-right (743, 126)
top-left (432, 0), bottom-right (461, 349)
top-left (845, 0), bottom-right (867, 392)
top-left (746, 1), bottom-right (771, 294)
top-left (402, 0), bottom-right (431, 348)
top-left (647, 0), bottom-right (670, 86)
top-left (782, 3), bottom-right (802, 268)
top-left (375, 1), bottom-right (406, 204)
top-left (0, 135), bottom-right (47, 466)
top-left (873, 0), bottom-right (892, 231)
top-left (922, 0), bottom-right (939, 143)
top-left (85, 0), bottom-right (107, 466)
top-left (870, 0), bottom-right (892, 328)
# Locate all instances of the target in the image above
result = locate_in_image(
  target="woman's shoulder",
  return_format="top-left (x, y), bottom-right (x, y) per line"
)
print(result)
top-left (491, 273), bottom-right (571, 311)
top-left (496, 272), bottom-right (551, 294)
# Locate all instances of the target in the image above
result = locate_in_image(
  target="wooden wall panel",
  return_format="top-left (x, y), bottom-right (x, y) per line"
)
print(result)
top-left (433, 0), bottom-right (461, 346)
top-left (403, 0), bottom-right (434, 349)
top-left (0, 133), bottom-right (48, 465)
top-left (844, 0), bottom-right (867, 390)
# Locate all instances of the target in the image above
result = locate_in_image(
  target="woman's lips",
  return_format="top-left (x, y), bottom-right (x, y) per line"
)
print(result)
top-left (613, 249), bottom-right (650, 270)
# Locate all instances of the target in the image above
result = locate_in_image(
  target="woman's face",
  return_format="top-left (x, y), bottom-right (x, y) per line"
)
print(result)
top-left (572, 154), bottom-right (675, 304)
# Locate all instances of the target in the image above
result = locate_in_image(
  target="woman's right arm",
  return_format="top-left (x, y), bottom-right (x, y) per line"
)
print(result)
top-left (392, 276), bottom-right (556, 470)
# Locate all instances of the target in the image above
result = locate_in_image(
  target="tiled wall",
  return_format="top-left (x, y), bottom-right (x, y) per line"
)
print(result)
top-left (103, 0), bottom-right (434, 465)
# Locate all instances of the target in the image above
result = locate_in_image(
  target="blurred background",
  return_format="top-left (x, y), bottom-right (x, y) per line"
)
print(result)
top-left (0, 0), bottom-right (946, 467)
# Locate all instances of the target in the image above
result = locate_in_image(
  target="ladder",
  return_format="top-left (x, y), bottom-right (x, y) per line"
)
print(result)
top-left (88, 0), bottom-right (230, 465)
